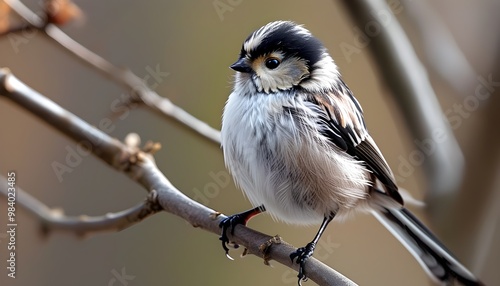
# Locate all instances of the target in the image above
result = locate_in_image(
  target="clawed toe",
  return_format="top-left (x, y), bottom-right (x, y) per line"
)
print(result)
top-left (218, 206), bottom-right (265, 259)
top-left (290, 242), bottom-right (316, 285)
top-left (219, 214), bottom-right (246, 259)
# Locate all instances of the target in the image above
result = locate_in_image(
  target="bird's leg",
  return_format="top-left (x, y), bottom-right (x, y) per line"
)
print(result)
top-left (219, 205), bottom-right (266, 259)
top-left (290, 213), bottom-right (335, 285)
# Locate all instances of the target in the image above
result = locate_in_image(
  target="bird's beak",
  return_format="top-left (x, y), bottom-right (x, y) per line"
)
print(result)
top-left (230, 58), bottom-right (252, 73)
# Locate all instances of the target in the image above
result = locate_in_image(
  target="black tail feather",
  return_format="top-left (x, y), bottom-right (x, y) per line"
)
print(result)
top-left (372, 207), bottom-right (483, 286)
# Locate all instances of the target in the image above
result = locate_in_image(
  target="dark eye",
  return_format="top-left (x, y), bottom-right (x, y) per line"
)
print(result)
top-left (265, 58), bottom-right (280, 69)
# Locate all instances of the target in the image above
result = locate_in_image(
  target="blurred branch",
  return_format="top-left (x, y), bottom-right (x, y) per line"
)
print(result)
top-left (440, 58), bottom-right (500, 273)
top-left (0, 176), bottom-right (162, 236)
top-left (339, 0), bottom-right (464, 200)
top-left (402, 0), bottom-right (477, 98)
top-left (0, 68), bottom-right (356, 286)
top-left (4, 0), bottom-right (221, 145)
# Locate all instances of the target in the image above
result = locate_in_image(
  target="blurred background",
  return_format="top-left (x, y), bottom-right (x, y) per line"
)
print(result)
top-left (1, 0), bottom-right (499, 285)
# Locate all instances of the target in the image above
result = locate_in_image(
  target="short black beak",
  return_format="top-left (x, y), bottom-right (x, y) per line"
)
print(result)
top-left (230, 58), bottom-right (252, 73)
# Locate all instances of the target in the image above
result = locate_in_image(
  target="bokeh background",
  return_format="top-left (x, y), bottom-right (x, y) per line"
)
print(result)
top-left (1, 0), bottom-right (499, 285)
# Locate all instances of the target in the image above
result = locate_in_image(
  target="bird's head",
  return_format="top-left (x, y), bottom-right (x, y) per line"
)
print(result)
top-left (231, 21), bottom-right (340, 94)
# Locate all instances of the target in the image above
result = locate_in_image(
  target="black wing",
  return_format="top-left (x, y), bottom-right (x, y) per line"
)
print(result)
top-left (305, 80), bottom-right (403, 205)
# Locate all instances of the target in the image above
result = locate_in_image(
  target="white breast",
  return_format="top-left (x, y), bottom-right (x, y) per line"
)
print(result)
top-left (221, 89), bottom-right (370, 225)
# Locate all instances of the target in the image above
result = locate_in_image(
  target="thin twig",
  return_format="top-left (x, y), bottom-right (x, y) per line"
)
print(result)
top-left (0, 176), bottom-right (162, 236)
top-left (4, 0), bottom-right (221, 145)
top-left (339, 0), bottom-right (464, 200)
top-left (0, 68), bottom-right (356, 286)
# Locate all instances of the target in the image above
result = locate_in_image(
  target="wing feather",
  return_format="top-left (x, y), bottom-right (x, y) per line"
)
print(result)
top-left (305, 80), bottom-right (403, 205)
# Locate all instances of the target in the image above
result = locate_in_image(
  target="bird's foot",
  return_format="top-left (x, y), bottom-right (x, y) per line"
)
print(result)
top-left (290, 242), bottom-right (316, 285)
top-left (219, 214), bottom-right (247, 260)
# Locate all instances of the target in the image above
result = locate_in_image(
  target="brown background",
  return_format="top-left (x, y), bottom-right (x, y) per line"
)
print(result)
top-left (1, 0), bottom-right (499, 285)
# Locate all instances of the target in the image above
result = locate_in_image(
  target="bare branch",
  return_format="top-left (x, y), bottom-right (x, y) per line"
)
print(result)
top-left (4, 0), bottom-right (221, 145)
top-left (339, 0), bottom-right (464, 200)
top-left (0, 176), bottom-right (162, 236)
top-left (0, 68), bottom-right (356, 286)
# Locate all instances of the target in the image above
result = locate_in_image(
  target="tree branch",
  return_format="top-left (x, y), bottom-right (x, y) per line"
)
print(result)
top-left (4, 0), bottom-right (221, 145)
top-left (0, 68), bottom-right (357, 286)
top-left (339, 0), bottom-right (464, 201)
top-left (0, 176), bottom-right (162, 236)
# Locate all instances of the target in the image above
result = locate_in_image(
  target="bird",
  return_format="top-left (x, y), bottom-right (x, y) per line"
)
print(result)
top-left (219, 20), bottom-right (482, 286)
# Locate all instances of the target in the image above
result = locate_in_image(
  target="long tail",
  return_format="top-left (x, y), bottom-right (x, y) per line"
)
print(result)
top-left (371, 207), bottom-right (483, 286)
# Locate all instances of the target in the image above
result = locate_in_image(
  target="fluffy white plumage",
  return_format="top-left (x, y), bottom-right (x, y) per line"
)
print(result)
top-left (222, 86), bottom-right (370, 224)
top-left (219, 20), bottom-right (482, 286)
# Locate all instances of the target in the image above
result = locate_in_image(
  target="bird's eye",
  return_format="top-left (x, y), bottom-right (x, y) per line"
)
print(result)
top-left (265, 58), bottom-right (280, 69)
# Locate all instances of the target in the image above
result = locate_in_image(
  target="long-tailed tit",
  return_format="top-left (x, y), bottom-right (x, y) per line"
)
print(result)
top-left (219, 21), bottom-right (482, 286)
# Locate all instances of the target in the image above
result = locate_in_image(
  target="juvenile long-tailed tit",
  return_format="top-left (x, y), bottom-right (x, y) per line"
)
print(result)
top-left (219, 20), bottom-right (482, 286)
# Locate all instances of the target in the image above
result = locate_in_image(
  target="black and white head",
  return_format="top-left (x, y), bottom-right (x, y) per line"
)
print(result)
top-left (230, 21), bottom-right (341, 94)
